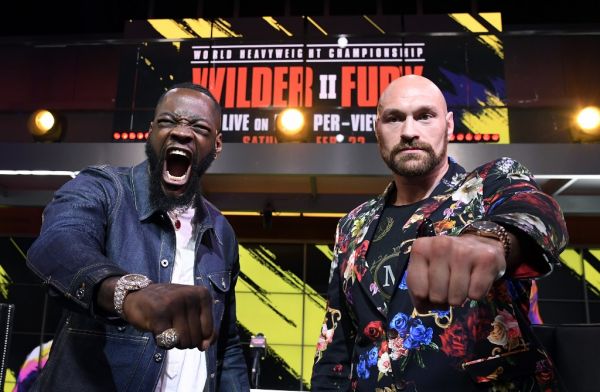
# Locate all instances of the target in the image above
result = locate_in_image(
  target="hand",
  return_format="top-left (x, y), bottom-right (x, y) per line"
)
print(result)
top-left (407, 234), bottom-right (506, 313)
top-left (122, 283), bottom-right (216, 350)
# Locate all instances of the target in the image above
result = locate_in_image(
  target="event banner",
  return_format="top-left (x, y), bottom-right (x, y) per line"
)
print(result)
top-left (115, 14), bottom-right (508, 143)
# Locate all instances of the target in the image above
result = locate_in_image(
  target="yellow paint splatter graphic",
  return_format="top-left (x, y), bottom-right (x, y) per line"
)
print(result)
top-left (150, 18), bottom-right (241, 39)
top-left (3, 369), bottom-right (15, 392)
top-left (237, 245), bottom-right (326, 385)
top-left (460, 92), bottom-right (510, 143)
top-left (448, 13), bottom-right (504, 59)
top-left (561, 249), bottom-right (600, 295)
top-left (263, 17), bottom-right (293, 37)
top-left (0, 265), bottom-right (11, 300)
top-left (315, 245), bottom-right (334, 261)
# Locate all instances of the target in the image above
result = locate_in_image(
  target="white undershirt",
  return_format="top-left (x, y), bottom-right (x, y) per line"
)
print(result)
top-left (155, 207), bottom-right (207, 392)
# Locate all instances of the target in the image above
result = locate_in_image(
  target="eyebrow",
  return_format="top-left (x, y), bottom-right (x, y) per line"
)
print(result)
top-left (381, 104), bottom-right (439, 115)
top-left (157, 112), bottom-right (210, 124)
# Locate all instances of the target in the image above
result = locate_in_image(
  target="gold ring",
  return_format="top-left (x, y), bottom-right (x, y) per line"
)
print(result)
top-left (156, 328), bottom-right (179, 349)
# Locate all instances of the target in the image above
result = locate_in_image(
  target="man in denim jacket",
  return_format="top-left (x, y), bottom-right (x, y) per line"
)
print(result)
top-left (27, 83), bottom-right (250, 391)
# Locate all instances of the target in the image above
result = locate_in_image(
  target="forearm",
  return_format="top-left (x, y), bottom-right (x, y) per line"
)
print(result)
top-left (27, 235), bottom-right (125, 315)
top-left (502, 225), bottom-right (553, 278)
top-left (480, 159), bottom-right (568, 276)
top-left (27, 168), bottom-right (130, 315)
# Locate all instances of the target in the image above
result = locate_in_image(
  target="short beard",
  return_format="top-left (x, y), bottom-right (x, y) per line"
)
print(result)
top-left (381, 135), bottom-right (447, 177)
top-left (145, 142), bottom-right (216, 212)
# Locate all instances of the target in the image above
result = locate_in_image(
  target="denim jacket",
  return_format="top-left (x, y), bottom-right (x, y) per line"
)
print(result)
top-left (27, 161), bottom-right (250, 392)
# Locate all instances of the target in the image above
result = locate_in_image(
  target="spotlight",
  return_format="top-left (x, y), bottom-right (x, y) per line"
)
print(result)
top-left (337, 36), bottom-right (348, 48)
top-left (571, 106), bottom-right (600, 142)
top-left (576, 106), bottom-right (600, 134)
top-left (275, 108), bottom-right (307, 142)
top-left (27, 109), bottom-right (63, 142)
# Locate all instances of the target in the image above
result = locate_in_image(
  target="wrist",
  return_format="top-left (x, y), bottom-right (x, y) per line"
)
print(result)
top-left (460, 220), bottom-right (511, 280)
top-left (95, 276), bottom-right (121, 315)
top-left (113, 274), bottom-right (152, 317)
top-left (460, 220), bottom-right (511, 260)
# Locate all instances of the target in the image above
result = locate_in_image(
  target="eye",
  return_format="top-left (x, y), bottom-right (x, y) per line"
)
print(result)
top-left (192, 124), bottom-right (211, 135)
top-left (382, 113), bottom-right (404, 123)
top-left (417, 112), bottom-right (435, 121)
top-left (156, 118), bottom-right (175, 127)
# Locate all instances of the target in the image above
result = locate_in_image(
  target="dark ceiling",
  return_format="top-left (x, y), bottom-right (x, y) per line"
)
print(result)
top-left (2, 0), bottom-right (599, 39)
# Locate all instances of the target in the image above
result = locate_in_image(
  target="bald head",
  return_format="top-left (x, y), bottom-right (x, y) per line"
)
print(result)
top-left (374, 74), bottom-right (454, 181)
top-left (377, 75), bottom-right (448, 116)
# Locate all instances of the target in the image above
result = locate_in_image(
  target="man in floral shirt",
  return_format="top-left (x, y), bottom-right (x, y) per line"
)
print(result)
top-left (311, 75), bottom-right (568, 391)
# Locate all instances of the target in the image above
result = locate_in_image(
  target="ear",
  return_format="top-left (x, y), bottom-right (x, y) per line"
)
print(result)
top-left (214, 132), bottom-right (223, 156)
top-left (374, 116), bottom-right (381, 142)
top-left (446, 111), bottom-right (454, 139)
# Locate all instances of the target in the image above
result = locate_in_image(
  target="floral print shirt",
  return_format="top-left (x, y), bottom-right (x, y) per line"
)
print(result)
top-left (311, 158), bottom-right (568, 392)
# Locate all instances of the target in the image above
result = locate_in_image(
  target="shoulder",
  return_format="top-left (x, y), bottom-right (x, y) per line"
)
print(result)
top-left (338, 181), bottom-right (391, 228)
top-left (338, 194), bottom-right (382, 229)
top-left (76, 164), bottom-right (131, 183)
top-left (202, 197), bottom-right (223, 219)
top-left (53, 165), bottom-right (133, 205)
top-left (202, 198), bottom-right (236, 236)
top-left (470, 157), bottom-right (534, 180)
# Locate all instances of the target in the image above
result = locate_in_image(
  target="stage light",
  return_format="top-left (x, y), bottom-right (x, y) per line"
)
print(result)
top-left (449, 132), bottom-right (499, 143)
top-left (571, 106), bottom-right (600, 142)
top-left (28, 109), bottom-right (63, 142)
top-left (275, 108), bottom-right (307, 142)
top-left (576, 106), bottom-right (600, 134)
top-left (112, 131), bottom-right (150, 142)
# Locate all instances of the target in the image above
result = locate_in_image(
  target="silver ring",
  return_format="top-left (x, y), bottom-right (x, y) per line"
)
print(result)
top-left (156, 328), bottom-right (179, 349)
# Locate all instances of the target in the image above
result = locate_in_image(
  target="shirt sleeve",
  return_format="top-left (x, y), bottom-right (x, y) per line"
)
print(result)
top-left (26, 166), bottom-right (127, 319)
top-left (481, 157), bottom-right (569, 278)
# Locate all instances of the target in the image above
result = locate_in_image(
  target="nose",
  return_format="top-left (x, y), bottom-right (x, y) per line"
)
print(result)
top-left (400, 117), bottom-right (419, 142)
top-left (170, 124), bottom-right (194, 143)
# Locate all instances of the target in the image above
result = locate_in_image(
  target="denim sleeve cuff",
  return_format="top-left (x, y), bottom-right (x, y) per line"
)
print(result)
top-left (67, 263), bottom-right (128, 318)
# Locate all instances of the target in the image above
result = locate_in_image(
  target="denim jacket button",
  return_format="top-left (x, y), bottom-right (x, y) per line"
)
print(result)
top-left (154, 353), bottom-right (163, 362)
top-left (210, 372), bottom-right (215, 379)
top-left (75, 286), bottom-right (85, 299)
top-left (160, 259), bottom-right (169, 268)
top-left (117, 326), bottom-right (126, 332)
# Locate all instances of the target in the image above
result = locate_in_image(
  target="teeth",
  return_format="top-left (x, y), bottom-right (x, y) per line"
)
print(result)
top-left (167, 172), bottom-right (186, 181)
top-left (169, 150), bottom-right (187, 158)
top-left (168, 149), bottom-right (188, 157)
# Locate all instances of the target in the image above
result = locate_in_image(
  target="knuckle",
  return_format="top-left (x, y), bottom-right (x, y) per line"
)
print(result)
top-left (429, 293), bottom-right (445, 304)
top-left (468, 284), bottom-right (487, 300)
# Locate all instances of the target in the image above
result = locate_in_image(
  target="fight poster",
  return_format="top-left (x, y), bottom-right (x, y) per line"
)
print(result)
top-left (115, 14), bottom-right (507, 143)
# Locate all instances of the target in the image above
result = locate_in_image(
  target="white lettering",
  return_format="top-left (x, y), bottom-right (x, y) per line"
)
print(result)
top-left (383, 265), bottom-right (395, 287)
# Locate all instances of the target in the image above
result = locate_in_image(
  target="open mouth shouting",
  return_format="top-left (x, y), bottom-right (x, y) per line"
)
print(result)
top-left (162, 147), bottom-right (192, 191)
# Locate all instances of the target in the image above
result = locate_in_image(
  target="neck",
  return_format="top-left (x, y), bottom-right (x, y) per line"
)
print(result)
top-left (391, 159), bottom-right (449, 206)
